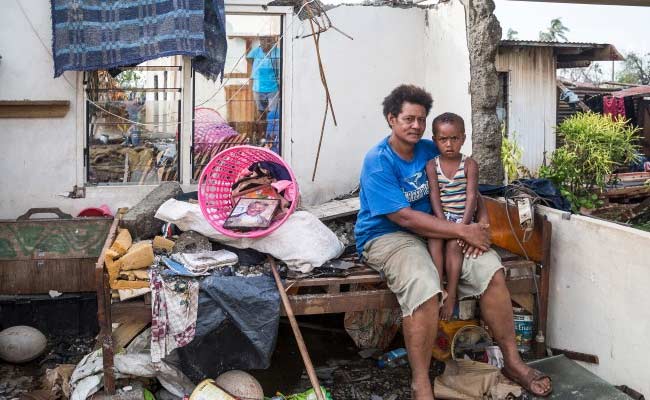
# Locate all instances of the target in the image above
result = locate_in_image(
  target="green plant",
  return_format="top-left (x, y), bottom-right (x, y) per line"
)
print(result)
top-left (540, 112), bottom-right (640, 211)
top-left (501, 125), bottom-right (524, 184)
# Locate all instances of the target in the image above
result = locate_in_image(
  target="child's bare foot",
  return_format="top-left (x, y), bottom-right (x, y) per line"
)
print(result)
top-left (440, 295), bottom-right (455, 320)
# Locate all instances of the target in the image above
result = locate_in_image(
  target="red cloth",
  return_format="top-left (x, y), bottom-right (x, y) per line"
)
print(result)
top-left (603, 96), bottom-right (626, 119)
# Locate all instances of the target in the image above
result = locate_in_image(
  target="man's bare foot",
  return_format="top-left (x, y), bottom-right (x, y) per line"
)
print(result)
top-left (440, 295), bottom-right (455, 320)
top-left (503, 361), bottom-right (552, 396)
top-left (411, 378), bottom-right (435, 400)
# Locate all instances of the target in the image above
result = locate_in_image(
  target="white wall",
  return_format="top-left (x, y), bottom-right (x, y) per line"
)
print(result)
top-left (425, 1), bottom-right (473, 154)
top-left (290, 5), bottom-right (427, 205)
top-left (540, 206), bottom-right (650, 396)
top-left (0, 1), bottom-right (162, 219)
top-left (0, 1), bottom-right (476, 216)
top-left (496, 47), bottom-right (556, 173)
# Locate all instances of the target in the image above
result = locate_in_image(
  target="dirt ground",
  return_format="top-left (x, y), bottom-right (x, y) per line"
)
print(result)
top-left (0, 335), bottom-right (94, 400)
top-left (1, 315), bottom-right (437, 400)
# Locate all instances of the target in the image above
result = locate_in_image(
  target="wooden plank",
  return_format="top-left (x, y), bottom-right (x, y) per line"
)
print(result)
top-left (0, 258), bottom-right (97, 294)
top-left (605, 185), bottom-right (650, 200)
top-left (95, 217), bottom-right (120, 395)
top-left (511, 293), bottom-right (535, 314)
top-left (550, 348), bottom-right (599, 364)
top-left (304, 197), bottom-right (360, 221)
top-left (0, 100), bottom-right (70, 118)
top-left (285, 273), bottom-right (384, 288)
top-left (284, 289), bottom-right (399, 315)
top-left (112, 308), bottom-right (151, 350)
top-left (611, 171), bottom-right (650, 182)
top-left (506, 278), bottom-right (536, 295)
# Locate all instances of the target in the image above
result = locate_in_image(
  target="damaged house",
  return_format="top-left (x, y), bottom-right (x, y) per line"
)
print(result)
top-left (1, 0), bottom-right (650, 399)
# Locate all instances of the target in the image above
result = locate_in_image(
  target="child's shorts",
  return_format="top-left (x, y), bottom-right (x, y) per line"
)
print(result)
top-left (444, 212), bottom-right (464, 224)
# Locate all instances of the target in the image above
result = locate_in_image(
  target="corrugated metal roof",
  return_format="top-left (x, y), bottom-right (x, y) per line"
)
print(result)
top-left (501, 40), bottom-right (614, 48)
top-left (499, 40), bottom-right (624, 62)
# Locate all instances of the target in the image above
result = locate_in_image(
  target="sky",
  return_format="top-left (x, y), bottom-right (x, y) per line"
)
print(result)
top-left (324, 0), bottom-right (650, 79)
top-left (494, 0), bottom-right (650, 54)
top-left (493, 0), bottom-right (650, 79)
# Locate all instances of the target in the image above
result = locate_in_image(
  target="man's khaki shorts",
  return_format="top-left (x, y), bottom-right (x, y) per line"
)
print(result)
top-left (362, 231), bottom-right (504, 317)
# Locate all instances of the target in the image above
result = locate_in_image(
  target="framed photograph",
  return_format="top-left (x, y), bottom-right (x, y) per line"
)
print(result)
top-left (223, 198), bottom-right (280, 230)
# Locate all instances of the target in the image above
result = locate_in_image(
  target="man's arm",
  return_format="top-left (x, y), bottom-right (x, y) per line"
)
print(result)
top-left (386, 207), bottom-right (491, 250)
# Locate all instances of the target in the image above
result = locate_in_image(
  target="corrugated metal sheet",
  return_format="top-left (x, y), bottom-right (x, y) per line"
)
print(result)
top-left (497, 47), bottom-right (556, 172)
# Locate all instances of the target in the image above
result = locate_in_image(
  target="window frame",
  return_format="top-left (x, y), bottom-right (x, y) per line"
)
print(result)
top-left (75, 4), bottom-right (294, 190)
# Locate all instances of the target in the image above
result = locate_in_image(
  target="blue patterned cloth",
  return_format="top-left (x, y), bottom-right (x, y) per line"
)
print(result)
top-left (193, 0), bottom-right (227, 81)
top-left (51, 0), bottom-right (226, 79)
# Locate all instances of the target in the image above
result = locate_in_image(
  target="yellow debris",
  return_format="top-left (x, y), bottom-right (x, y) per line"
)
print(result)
top-left (105, 254), bottom-right (121, 287)
top-left (119, 241), bottom-right (154, 271)
top-left (111, 279), bottom-right (150, 290)
top-left (110, 229), bottom-right (133, 256)
top-left (153, 236), bottom-right (175, 252)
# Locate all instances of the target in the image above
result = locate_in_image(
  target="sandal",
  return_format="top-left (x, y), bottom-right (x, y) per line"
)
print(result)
top-left (503, 367), bottom-right (553, 397)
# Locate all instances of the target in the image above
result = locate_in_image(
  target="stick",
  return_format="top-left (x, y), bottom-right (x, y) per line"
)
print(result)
top-left (269, 258), bottom-right (325, 400)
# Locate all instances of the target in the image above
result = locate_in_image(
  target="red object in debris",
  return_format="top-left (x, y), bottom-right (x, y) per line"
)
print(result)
top-left (77, 205), bottom-right (113, 218)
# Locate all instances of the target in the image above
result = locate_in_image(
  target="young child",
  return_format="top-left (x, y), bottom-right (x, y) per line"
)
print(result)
top-left (426, 112), bottom-right (487, 320)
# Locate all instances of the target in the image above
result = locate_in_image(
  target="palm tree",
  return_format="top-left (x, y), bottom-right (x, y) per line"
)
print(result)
top-left (539, 18), bottom-right (569, 42)
top-left (506, 28), bottom-right (519, 40)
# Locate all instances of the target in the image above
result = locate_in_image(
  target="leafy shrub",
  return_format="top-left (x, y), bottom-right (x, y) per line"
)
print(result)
top-left (540, 112), bottom-right (640, 211)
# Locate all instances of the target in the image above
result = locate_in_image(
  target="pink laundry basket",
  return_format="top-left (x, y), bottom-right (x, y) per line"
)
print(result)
top-left (198, 145), bottom-right (298, 238)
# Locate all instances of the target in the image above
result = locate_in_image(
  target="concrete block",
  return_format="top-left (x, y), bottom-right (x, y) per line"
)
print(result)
top-left (120, 182), bottom-right (183, 239)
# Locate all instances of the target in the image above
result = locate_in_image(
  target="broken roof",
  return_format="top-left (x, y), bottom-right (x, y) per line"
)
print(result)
top-left (499, 40), bottom-right (624, 68)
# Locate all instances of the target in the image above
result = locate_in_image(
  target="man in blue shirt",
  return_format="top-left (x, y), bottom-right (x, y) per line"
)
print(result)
top-left (247, 36), bottom-right (280, 115)
top-left (354, 85), bottom-right (552, 399)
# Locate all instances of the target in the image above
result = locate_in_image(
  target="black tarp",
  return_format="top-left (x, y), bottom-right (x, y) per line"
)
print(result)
top-left (169, 274), bottom-right (280, 382)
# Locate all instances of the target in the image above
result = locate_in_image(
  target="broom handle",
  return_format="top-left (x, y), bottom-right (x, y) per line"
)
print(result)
top-left (269, 258), bottom-right (326, 400)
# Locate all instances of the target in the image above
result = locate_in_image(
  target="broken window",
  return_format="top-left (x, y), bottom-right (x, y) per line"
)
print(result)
top-left (192, 13), bottom-right (283, 182)
top-left (84, 56), bottom-right (182, 185)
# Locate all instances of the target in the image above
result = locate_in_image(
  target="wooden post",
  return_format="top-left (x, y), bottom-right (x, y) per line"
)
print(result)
top-left (95, 217), bottom-right (120, 394)
top-left (269, 258), bottom-right (326, 400)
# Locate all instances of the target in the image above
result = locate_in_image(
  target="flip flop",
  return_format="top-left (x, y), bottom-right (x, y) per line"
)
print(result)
top-left (503, 367), bottom-right (553, 397)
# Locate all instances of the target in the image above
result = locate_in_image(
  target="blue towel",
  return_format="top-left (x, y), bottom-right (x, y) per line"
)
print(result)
top-left (51, 0), bottom-right (226, 79)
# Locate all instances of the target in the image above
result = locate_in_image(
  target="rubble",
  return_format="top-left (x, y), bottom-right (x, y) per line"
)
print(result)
top-left (172, 230), bottom-right (212, 254)
top-left (121, 182), bottom-right (184, 239)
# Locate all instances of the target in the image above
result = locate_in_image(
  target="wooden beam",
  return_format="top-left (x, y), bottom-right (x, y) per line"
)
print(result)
top-left (550, 348), bottom-right (600, 364)
top-left (284, 289), bottom-right (399, 315)
top-left (0, 100), bottom-right (70, 118)
top-left (508, 0), bottom-right (649, 6)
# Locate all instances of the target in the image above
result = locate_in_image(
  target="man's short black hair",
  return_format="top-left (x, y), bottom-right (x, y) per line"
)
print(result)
top-left (382, 85), bottom-right (433, 124)
top-left (432, 112), bottom-right (465, 135)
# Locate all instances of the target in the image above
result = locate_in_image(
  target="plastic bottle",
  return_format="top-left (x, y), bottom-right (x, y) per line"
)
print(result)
top-left (377, 348), bottom-right (408, 368)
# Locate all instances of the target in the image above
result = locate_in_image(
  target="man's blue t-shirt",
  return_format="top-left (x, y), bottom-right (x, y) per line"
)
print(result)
top-left (247, 47), bottom-right (280, 93)
top-left (354, 137), bottom-right (440, 254)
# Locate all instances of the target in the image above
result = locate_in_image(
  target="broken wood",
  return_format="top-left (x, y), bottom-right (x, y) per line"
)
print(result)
top-left (95, 217), bottom-right (121, 394)
top-left (550, 348), bottom-right (599, 364)
top-left (304, 197), bottom-right (360, 221)
top-left (0, 100), bottom-right (70, 118)
top-left (605, 185), bottom-right (650, 201)
top-left (270, 257), bottom-right (326, 400)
